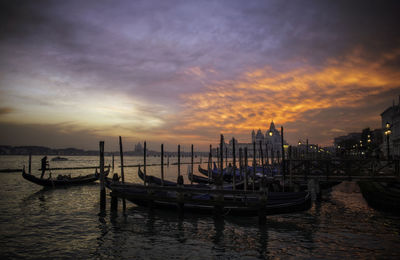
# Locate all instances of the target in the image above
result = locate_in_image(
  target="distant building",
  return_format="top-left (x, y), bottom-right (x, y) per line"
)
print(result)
top-left (224, 121), bottom-right (286, 158)
top-left (334, 132), bottom-right (362, 147)
top-left (134, 142), bottom-right (143, 154)
top-left (381, 97), bottom-right (400, 158)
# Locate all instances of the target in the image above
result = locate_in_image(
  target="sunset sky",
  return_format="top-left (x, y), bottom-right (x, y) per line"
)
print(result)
top-left (1, 0), bottom-right (399, 151)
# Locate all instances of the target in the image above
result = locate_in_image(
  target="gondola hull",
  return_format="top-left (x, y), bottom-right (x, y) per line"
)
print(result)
top-left (138, 167), bottom-right (244, 189)
top-left (21, 168), bottom-right (108, 187)
top-left (108, 181), bottom-right (311, 216)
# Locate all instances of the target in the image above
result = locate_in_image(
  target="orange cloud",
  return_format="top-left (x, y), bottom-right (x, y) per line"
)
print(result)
top-left (175, 48), bottom-right (400, 146)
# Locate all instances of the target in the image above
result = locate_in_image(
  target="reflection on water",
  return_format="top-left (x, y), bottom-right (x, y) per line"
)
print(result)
top-left (1, 156), bottom-right (400, 259)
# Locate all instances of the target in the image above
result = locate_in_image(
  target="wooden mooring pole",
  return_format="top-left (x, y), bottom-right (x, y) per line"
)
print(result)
top-left (28, 153), bottom-right (32, 174)
top-left (288, 146), bottom-right (292, 187)
top-left (161, 144), bottom-right (164, 186)
top-left (119, 136), bottom-right (126, 211)
top-left (239, 147), bottom-right (243, 184)
top-left (260, 141), bottom-right (264, 176)
top-left (112, 154), bottom-right (114, 173)
top-left (220, 135), bottom-right (224, 184)
top-left (253, 141), bottom-right (256, 191)
top-left (216, 147), bottom-right (219, 170)
top-left (225, 146), bottom-right (228, 168)
top-left (215, 134), bottom-right (224, 217)
top-left (281, 126), bottom-right (285, 191)
top-left (191, 144), bottom-right (194, 185)
top-left (142, 141), bottom-right (146, 186)
top-left (99, 141), bottom-right (106, 212)
top-left (178, 144), bottom-right (181, 178)
top-left (258, 177), bottom-right (268, 225)
top-left (306, 139), bottom-right (309, 159)
top-left (177, 144), bottom-right (184, 216)
top-left (208, 144), bottom-right (212, 182)
top-left (244, 147), bottom-right (248, 191)
top-left (232, 138), bottom-right (236, 190)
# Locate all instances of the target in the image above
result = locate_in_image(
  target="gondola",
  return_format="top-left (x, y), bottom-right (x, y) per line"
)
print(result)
top-left (198, 164), bottom-right (280, 181)
top-left (51, 156), bottom-right (68, 161)
top-left (137, 166), bottom-right (208, 188)
top-left (137, 166), bottom-right (245, 189)
top-left (106, 180), bottom-right (312, 216)
top-left (22, 167), bottom-right (109, 187)
top-left (187, 167), bottom-right (247, 189)
top-left (188, 170), bottom-right (211, 184)
top-left (358, 181), bottom-right (400, 214)
top-left (197, 164), bottom-right (238, 181)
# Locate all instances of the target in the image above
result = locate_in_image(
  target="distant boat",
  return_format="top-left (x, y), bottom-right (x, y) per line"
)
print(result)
top-left (22, 167), bottom-right (110, 187)
top-left (51, 156), bottom-right (68, 161)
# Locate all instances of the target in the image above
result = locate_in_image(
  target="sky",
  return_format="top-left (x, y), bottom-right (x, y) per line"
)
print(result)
top-left (0, 0), bottom-right (399, 151)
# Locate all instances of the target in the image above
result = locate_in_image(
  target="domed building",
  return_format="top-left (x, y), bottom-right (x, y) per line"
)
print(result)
top-left (263, 121), bottom-right (283, 152)
top-left (227, 121), bottom-right (286, 159)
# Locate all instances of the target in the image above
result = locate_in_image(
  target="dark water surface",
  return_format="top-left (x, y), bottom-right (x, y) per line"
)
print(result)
top-left (1, 156), bottom-right (399, 259)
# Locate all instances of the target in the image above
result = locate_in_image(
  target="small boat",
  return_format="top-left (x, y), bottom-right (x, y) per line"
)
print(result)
top-left (188, 170), bottom-right (211, 184)
top-left (106, 180), bottom-right (311, 216)
top-left (137, 167), bottom-right (208, 188)
top-left (51, 156), bottom-right (68, 161)
top-left (197, 164), bottom-right (237, 181)
top-left (137, 166), bottom-right (244, 189)
top-left (22, 167), bottom-right (109, 187)
top-left (198, 164), bottom-right (280, 181)
top-left (358, 181), bottom-right (400, 214)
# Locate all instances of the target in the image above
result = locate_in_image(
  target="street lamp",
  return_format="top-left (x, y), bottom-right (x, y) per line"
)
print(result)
top-left (384, 122), bottom-right (392, 160)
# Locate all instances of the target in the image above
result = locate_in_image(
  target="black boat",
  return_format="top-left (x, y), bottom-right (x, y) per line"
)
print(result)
top-left (107, 180), bottom-right (311, 216)
top-left (51, 156), bottom-right (68, 161)
top-left (188, 170), bottom-right (212, 184)
top-left (358, 181), bottom-right (400, 214)
top-left (197, 164), bottom-right (235, 181)
top-left (22, 167), bottom-right (109, 187)
top-left (137, 167), bottom-right (209, 188)
top-left (137, 167), bottom-right (245, 189)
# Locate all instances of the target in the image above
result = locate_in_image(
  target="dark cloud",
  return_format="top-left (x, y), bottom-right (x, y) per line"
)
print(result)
top-left (1, 0), bottom-right (399, 149)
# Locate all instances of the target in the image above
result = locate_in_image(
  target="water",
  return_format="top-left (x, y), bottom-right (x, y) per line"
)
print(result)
top-left (1, 155), bottom-right (399, 259)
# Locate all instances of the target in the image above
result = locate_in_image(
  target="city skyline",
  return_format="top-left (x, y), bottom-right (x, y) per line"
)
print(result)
top-left (1, 0), bottom-right (399, 151)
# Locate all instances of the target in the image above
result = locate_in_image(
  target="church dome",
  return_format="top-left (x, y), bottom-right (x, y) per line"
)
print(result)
top-left (269, 121), bottom-right (276, 131)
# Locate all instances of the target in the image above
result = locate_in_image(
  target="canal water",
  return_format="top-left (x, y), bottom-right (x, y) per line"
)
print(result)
top-left (0, 155), bottom-right (399, 259)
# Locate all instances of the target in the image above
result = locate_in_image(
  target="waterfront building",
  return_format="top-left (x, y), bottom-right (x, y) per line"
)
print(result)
top-left (134, 142), bottom-right (143, 154)
top-left (381, 97), bottom-right (400, 158)
top-left (224, 121), bottom-right (286, 158)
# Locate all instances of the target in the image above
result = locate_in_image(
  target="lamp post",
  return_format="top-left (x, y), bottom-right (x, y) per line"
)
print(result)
top-left (384, 122), bottom-right (392, 160)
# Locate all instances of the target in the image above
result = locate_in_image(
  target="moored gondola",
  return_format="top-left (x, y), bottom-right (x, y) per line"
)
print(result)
top-left (137, 166), bottom-right (245, 189)
top-left (106, 180), bottom-right (311, 216)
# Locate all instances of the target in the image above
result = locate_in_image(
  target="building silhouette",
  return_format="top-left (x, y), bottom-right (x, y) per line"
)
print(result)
top-left (381, 97), bottom-right (400, 158)
top-left (223, 121), bottom-right (286, 158)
